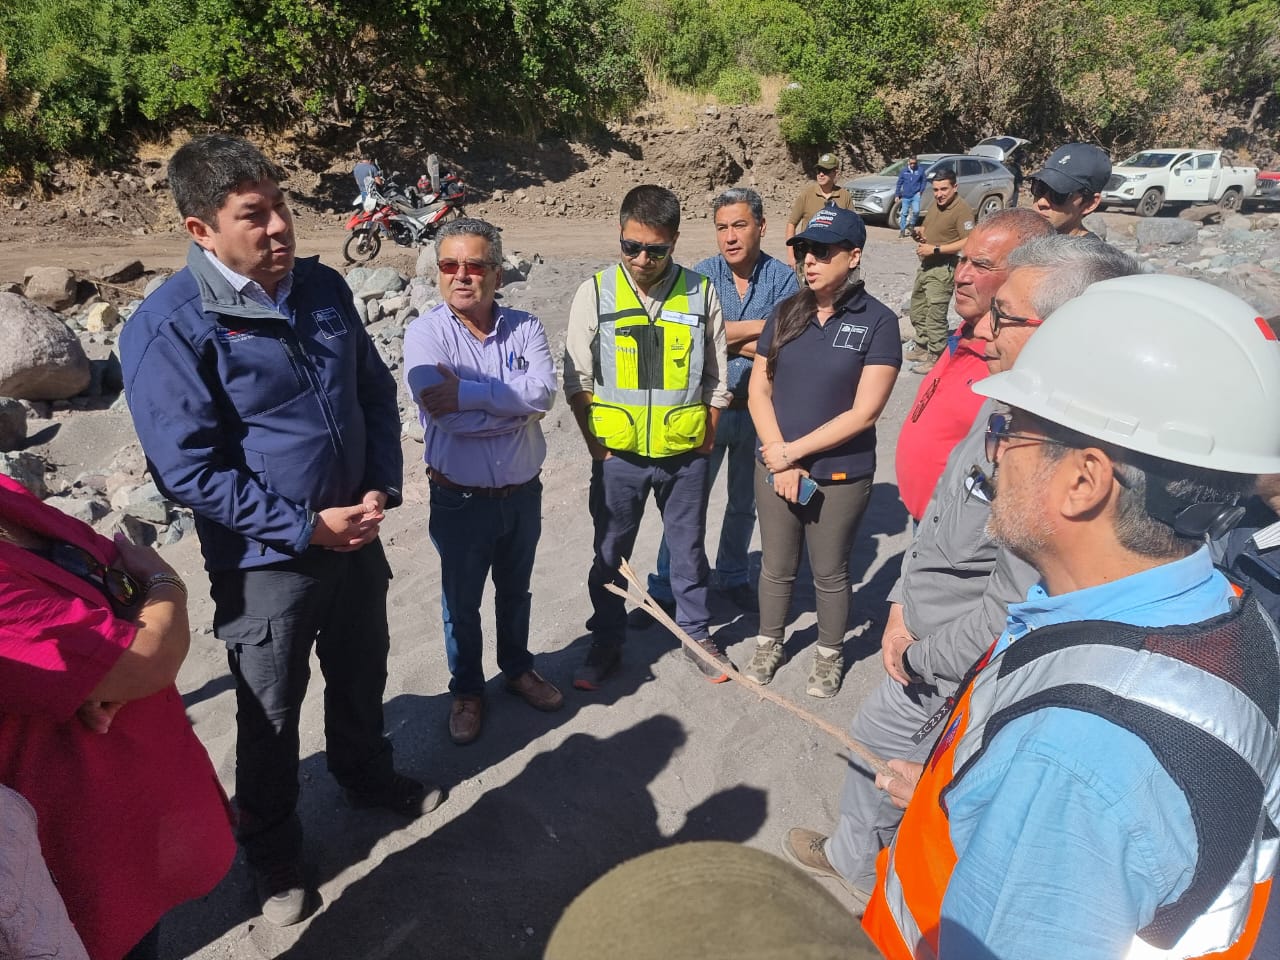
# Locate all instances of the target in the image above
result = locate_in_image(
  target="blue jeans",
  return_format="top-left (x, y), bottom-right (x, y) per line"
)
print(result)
top-left (589, 451), bottom-right (712, 643)
top-left (428, 477), bottom-right (542, 695)
top-left (650, 408), bottom-right (756, 601)
top-left (898, 194), bottom-right (921, 233)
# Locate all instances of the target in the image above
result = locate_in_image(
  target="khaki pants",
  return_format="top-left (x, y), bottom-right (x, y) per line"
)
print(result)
top-left (909, 261), bottom-right (955, 356)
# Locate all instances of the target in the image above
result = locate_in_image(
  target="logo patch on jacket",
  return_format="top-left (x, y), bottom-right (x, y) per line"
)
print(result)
top-left (833, 323), bottom-right (868, 351)
top-left (312, 307), bottom-right (348, 340)
top-left (216, 326), bottom-right (256, 343)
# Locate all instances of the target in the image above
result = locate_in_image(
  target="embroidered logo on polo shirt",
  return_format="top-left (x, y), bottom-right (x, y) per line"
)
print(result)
top-left (311, 307), bottom-right (348, 340)
top-left (833, 323), bottom-right (868, 351)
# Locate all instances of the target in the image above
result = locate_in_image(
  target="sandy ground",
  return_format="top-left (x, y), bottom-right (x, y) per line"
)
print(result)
top-left (13, 214), bottom-right (929, 959)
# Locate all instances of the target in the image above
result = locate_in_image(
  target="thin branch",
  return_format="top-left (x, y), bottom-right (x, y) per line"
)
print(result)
top-left (607, 557), bottom-right (893, 778)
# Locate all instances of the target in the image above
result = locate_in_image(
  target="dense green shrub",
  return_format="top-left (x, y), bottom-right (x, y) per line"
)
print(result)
top-left (712, 67), bottom-right (761, 105)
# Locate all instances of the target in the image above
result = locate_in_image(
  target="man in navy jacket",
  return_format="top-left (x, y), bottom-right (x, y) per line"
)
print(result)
top-left (895, 155), bottom-right (927, 238)
top-left (120, 134), bottom-right (442, 927)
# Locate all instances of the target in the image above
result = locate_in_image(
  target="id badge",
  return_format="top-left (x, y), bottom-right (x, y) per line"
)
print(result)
top-left (660, 309), bottom-right (700, 326)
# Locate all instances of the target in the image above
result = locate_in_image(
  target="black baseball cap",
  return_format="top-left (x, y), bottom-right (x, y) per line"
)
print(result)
top-left (787, 206), bottom-right (867, 249)
top-left (1030, 143), bottom-right (1112, 195)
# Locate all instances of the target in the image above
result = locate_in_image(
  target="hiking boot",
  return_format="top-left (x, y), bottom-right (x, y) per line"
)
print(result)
top-left (253, 861), bottom-right (312, 927)
top-left (627, 599), bottom-right (675, 629)
top-left (573, 639), bottom-right (621, 691)
top-left (903, 346), bottom-right (932, 362)
top-left (447, 695), bottom-right (484, 745)
top-left (806, 646), bottom-right (844, 698)
top-left (345, 772), bottom-right (446, 818)
top-left (504, 669), bottom-right (564, 712)
top-left (742, 637), bottom-right (786, 685)
top-left (911, 353), bottom-right (942, 375)
top-left (780, 829), bottom-right (872, 914)
top-left (685, 636), bottom-right (733, 683)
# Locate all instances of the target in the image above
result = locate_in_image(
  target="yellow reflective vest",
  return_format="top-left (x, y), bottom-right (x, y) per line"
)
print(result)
top-left (587, 265), bottom-right (711, 457)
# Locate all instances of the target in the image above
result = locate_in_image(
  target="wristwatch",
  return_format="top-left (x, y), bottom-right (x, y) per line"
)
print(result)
top-left (933, 245), bottom-right (941, 256)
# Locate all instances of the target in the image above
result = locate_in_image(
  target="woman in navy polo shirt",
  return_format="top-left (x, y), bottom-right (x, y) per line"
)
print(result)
top-left (746, 207), bottom-right (902, 696)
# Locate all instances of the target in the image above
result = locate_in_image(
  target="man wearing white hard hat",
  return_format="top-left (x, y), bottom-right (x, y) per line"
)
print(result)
top-left (862, 274), bottom-right (1280, 960)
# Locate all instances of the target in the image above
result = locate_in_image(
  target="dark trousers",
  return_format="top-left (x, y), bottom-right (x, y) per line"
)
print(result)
top-left (211, 540), bottom-right (395, 868)
top-left (587, 451), bottom-right (712, 644)
top-left (427, 477), bottom-right (541, 695)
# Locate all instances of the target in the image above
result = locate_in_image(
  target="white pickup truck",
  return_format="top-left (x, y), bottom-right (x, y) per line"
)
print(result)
top-left (1100, 149), bottom-right (1258, 217)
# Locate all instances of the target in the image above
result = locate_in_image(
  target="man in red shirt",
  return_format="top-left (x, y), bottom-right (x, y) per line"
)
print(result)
top-left (895, 209), bottom-right (1053, 520)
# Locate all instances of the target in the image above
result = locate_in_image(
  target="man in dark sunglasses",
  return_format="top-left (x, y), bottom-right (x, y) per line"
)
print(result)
top-left (785, 151), bottom-right (853, 281)
top-left (784, 234), bottom-right (1141, 914)
top-left (1026, 142), bottom-right (1111, 238)
top-left (563, 185), bottom-right (732, 690)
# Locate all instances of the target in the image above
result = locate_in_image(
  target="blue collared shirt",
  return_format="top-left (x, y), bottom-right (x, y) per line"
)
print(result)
top-left (693, 252), bottom-right (797, 401)
top-left (403, 301), bottom-right (556, 487)
top-left (941, 547), bottom-right (1236, 960)
top-left (201, 248), bottom-right (294, 314)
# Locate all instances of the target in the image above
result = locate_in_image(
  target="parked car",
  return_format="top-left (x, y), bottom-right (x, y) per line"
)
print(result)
top-left (844, 139), bottom-right (1021, 225)
top-left (1255, 171), bottom-right (1280, 209)
top-left (1100, 149), bottom-right (1259, 217)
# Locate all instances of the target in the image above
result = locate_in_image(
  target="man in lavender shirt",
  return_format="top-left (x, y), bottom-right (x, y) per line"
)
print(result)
top-left (403, 218), bottom-right (563, 746)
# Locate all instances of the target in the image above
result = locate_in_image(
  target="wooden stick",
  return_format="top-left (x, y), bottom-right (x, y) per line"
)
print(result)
top-left (606, 557), bottom-right (893, 778)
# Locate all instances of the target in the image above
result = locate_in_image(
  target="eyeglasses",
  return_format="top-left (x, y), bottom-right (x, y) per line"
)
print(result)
top-left (989, 298), bottom-right (1043, 335)
top-left (791, 240), bottom-right (851, 262)
top-left (40, 541), bottom-right (142, 612)
top-left (816, 167), bottom-right (835, 175)
top-left (438, 259), bottom-right (496, 277)
top-left (984, 413), bottom-right (1075, 464)
top-left (1029, 179), bottom-right (1079, 206)
top-left (619, 238), bottom-right (673, 261)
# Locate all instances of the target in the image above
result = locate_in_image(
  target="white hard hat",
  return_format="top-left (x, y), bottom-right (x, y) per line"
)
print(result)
top-left (974, 274), bottom-right (1280, 474)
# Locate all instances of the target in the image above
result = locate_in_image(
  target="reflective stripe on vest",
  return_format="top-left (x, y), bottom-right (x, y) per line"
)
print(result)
top-left (589, 265), bottom-right (709, 457)
top-left (864, 598), bottom-right (1280, 960)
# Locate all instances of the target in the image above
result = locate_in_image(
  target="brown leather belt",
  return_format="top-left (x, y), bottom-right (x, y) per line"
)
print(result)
top-left (426, 467), bottom-right (536, 499)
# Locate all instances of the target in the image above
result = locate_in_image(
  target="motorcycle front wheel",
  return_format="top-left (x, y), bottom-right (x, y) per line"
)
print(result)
top-left (343, 227), bottom-right (382, 264)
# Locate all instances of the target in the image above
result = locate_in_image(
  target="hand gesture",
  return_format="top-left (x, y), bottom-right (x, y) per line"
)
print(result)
top-left (418, 363), bottom-right (462, 416)
top-left (310, 503), bottom-right (382, 551)
top-left (760, 440), bottom-right (789, 473)
top-left (880, 602), bottom-right (918, 685)
top-left (771, 467), bottom-right (805, 504)
top-left (875, 759), bottom-right (924, 810)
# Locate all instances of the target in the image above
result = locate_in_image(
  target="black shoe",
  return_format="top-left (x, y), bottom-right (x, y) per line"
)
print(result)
top-left (627, 599), bottom-right (675, 630)
top-left (722, 582), bottom-right (757, 612)
top-left (344, 772), bottom-right (446, 819)
top-left (253, 861), bottom-right (313, 927)
top-left (684, 637), bottom-right (733, 683)
top-left (573, 639), bottom-right (621, 691)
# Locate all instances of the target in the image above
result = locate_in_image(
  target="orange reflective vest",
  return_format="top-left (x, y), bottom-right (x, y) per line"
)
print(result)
top-left (863, 598), bottom-right (1279, 960)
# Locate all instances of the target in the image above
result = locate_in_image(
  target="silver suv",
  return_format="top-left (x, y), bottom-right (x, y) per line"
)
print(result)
top-left (845, 143), bottom-right (1021, 225)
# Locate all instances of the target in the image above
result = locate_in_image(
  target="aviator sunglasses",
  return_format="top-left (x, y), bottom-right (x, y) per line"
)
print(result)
top-left (619, 237), bottom-right (673, 261)
top-left (39, 540), bottom-right (143, 611)
top-left (438, 258), bottom-right (497, 277)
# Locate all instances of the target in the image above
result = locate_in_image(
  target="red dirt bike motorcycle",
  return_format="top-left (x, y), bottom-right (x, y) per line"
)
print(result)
top-left (343, 166), bottom-right (470, 264)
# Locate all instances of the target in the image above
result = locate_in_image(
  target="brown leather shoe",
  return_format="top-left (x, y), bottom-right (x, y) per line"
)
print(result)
top-left (504, 670), bottom-right (565, 712)
top-left (448, 695), bottom-right (484, 745)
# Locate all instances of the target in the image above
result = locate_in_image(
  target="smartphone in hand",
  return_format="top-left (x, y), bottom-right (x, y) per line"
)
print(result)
top-left (768, 473), bottom-right (819, 505)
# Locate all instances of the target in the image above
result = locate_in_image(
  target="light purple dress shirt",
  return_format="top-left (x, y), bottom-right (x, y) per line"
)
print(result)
top-left (403, 301), bottom-right (556, 487)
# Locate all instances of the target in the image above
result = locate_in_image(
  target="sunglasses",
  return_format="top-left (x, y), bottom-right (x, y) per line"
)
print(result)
top-left (816, 167), bottom-right (835, 175)
top-left (619, 238), bottom-right (673, 261)
top-left (438, 258), bottom-right (496, 277)
top-left (791, 240), bottom-right (851, 262)
top-left (984, 413), bottom-right (1075, 464)
top-left (40, 541), bottom-right (142, 612)
top-left (989, 298), bottom-right (1044, 335)
top-left (1029, 180), bottom-right (1080, 206)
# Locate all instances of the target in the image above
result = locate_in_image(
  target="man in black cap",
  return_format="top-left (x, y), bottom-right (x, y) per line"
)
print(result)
top-left (1027, 142), bottom-right (1111, 238)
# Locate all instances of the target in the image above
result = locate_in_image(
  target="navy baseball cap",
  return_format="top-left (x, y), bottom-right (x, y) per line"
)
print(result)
top-left (1030, 143), bottom-right (1112, 195)
top-left (788, 206), bottom-right (867, 249)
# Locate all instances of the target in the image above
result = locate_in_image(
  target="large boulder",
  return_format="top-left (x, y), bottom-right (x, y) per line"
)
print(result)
top-left (0, 293), bottom-right (92, 399)
top-left (1135, 218), bottom-right (1199, 246)
top-left (98, 258), bottom-right (145, 284)
top-left (24, 267), bottom-right (78, 311)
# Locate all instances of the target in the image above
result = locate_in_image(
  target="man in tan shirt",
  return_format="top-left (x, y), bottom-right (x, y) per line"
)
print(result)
top-left (786, 152), bottom-right (853, 279)
top-left (907, 167), bottom-right (974, 372)
top-left (563, 185), bottom-right (731, 691)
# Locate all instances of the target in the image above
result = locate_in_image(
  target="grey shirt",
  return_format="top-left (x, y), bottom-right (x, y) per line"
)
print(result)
top-left (888, 397), bottom-right (1039, 689)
